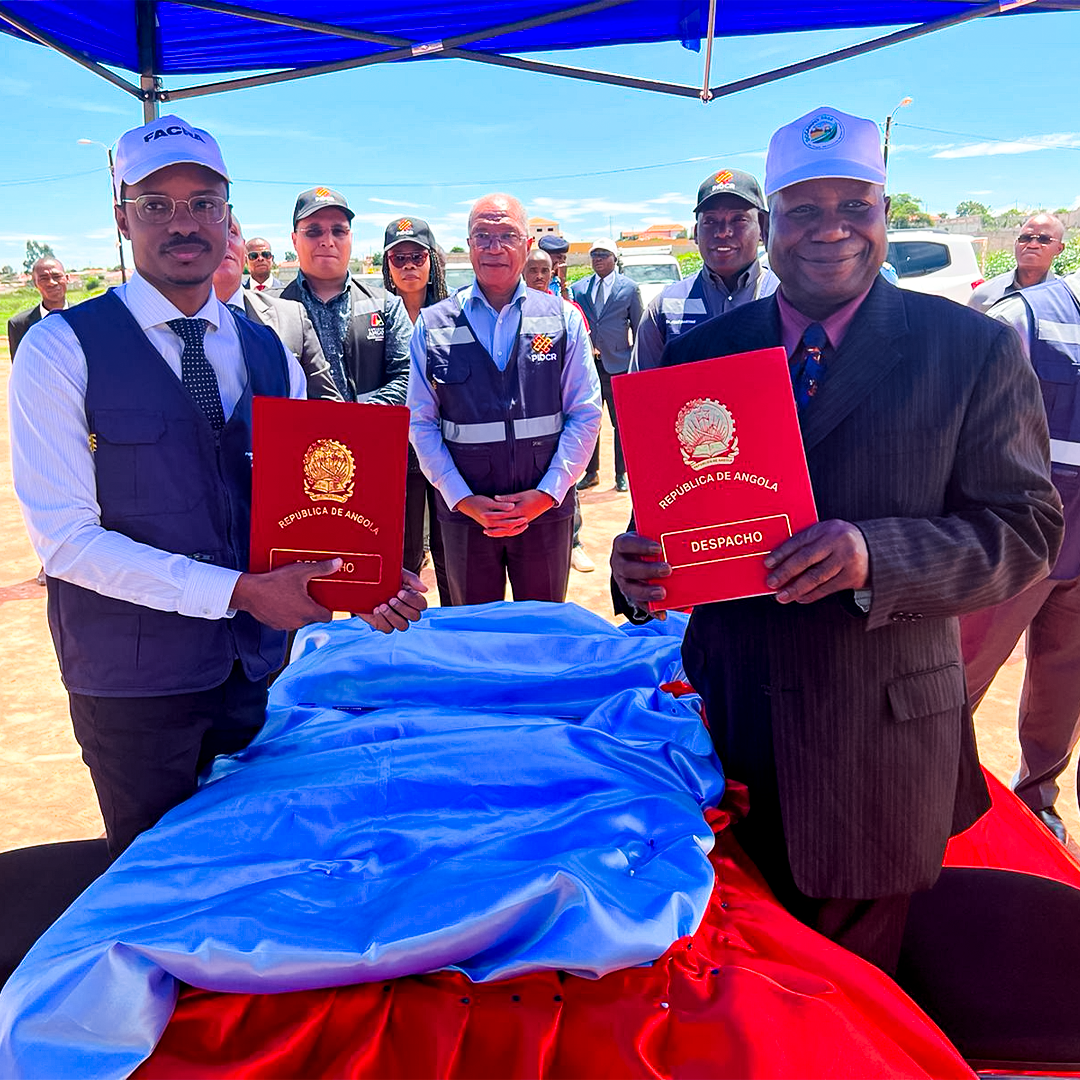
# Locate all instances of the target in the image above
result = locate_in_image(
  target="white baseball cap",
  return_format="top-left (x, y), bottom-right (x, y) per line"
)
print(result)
top-left (589, 238), bottom-right (618, 256)
top-left (764, 107), bottom-right (885, 197)
top-left (112, 114), bottom-right (229, 203)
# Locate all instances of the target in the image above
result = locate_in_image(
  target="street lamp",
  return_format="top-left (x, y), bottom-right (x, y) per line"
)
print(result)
top-left (77, 139), bottom-right (127, 284)
top-left (883, 97), bottom-right (913, 171)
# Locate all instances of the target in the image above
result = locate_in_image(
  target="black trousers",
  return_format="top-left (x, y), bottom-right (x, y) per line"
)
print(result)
top-left (440, 515), bottom-right (573, 606)
top-left (69, 662), bottom-right (268, 858)
top-left (586, 362), bottom-right (624, 480)
top-left (403, 469), bottom-right (451, 606)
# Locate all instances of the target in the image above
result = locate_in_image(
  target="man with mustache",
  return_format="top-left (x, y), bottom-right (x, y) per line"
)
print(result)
top-left (408, 192), bottom-right (601, 604)
top-left (9, 115), bottom-right (426, 857)
top-left (632, 168), bottom-right (778, 372)
top-left (611, 107), bottom-right (1061, 973)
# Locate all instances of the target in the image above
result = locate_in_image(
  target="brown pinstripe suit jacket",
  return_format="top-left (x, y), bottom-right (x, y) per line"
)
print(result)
top-left (665, 277), bottom-right (1063, 898)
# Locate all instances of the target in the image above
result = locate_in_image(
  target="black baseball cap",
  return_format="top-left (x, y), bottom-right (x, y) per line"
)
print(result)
top-left (538, 234), bottom-right (569, 255)
top-left (293, 187), bottom-right (354, 226)
top-left (693, 168), bottom-right (766, 213)
top-left (383, 216), bottom-right (436, 251)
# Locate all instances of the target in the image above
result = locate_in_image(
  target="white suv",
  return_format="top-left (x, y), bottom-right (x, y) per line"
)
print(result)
top-left (619, 249), bottom-right (682, 307)
top-left (886, 230), bottom-right (984, 305)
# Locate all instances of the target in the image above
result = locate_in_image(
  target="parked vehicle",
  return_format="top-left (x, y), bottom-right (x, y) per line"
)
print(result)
top-left (619, 248), bottom-right (682, 306)
top-left (886, 230), bottom-right (984, 304)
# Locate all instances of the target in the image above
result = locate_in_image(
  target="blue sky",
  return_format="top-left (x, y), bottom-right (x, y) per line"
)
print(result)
top-left (3, 8), bottom-right (1080, 270)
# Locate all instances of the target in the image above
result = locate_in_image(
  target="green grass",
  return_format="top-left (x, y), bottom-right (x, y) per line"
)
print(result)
top-left (0, 287), bottom-right (107, 329)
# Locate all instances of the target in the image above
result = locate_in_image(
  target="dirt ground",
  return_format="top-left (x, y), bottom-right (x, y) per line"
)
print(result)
top-left (1, 337), bottom-right (1077, 852)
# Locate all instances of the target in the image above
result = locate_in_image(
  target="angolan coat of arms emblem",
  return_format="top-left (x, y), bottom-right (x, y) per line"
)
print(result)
top-left (675, 398), bottom-right (739, 470)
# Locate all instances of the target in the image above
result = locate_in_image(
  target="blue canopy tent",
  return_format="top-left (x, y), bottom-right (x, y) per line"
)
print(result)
top-left (0, 0), bottom-right (1073, 120)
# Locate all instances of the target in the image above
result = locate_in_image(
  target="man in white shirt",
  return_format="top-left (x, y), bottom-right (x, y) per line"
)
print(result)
top-left (968, 214), bottom-right (1065, 314)
top-left (243, 236), bottom-right (285, 291)
top-left (7, 257), bottom-right (69, 361)
top-left (408, 193), bottom-right (601, 605)
top-left (9, 115), bottom-right (425, 856)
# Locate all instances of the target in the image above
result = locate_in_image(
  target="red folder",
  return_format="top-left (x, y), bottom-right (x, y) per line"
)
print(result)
top-left (612, 348), bottom-right (817, 611)
top-left (249, 397), bottom-right (408, 613)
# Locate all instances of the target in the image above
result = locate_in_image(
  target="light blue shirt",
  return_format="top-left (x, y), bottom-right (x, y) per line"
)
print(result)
top-left (408, 280), bottom-right (601, 512)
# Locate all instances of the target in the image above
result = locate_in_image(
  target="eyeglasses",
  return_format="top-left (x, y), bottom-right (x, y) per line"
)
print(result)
top-left (469, 231), bottom-right (525, 250)
top-left (388, 250), bottom-right (430, 268)
top-left (121, 194), bottom-right (229, 225)
top-left (1017, 233), bottom-right (1059, 246)
top-left (247, 250), bottom-right (273, 260)
top-left (590, 250), bottom-right (615, 259)
top-left (298, 225), bottom-right (351, 240)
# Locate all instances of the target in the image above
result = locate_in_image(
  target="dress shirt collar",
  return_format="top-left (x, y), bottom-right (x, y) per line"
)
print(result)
top-left (224, 288), bottom-right (245, 309)
top-left (38, 301), bottom-right (68, 320)
top-left (463, 277), bottom-right (527, 316)
top-left (702, 259), bottom-right (759, 295)
top-left (297, 268), bottom-right (350, 304)
top-left (777, 283), bottom-right (873, 358)
top-left (123, 271), bottom-right (223, 332)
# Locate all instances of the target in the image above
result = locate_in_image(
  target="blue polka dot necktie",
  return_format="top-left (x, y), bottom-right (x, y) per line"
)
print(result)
top-left (791, 322), bottom-right (827, 409)
top-left (167, 317), bottom-right (226, 430)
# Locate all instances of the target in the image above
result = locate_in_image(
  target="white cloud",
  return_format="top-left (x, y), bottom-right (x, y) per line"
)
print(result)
top-left (368, 197), bottom-right (433, 209)
top-left (969, 190), bottom-right (993, 196)
top-left (529, 192), bottom-right (692, 222)
top-left (933, 133), bottom-right (1080, 159)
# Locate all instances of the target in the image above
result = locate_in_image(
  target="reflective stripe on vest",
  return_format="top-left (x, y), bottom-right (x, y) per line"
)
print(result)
top-left (427, 324), bottom-right (476, 347)
top-left (1050, 438), bottom-right (1080, 466)
top-left (520, 315), bottom-right (565, 336)
top-left (661, 297), bottom-right (707, 317)
top-left (442, 411), bottom-right (564, 444)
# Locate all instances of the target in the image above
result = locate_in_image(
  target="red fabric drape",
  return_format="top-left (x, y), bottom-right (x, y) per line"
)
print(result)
top-left (944, 767), bottom-right (1080, 889)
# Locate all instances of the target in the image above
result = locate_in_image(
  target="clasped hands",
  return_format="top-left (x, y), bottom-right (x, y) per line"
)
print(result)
top-left (612, 519), bottom-right (869, 612)
top-left (454, 489), bottom-right (555, 537)
top-left (230, 560), bottom-right (428, 634)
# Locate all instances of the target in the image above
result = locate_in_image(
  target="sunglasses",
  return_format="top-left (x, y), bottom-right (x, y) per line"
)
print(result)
top-left (247, 251), bottom-right (273, 260)
top-left (1017, 233), bottom-right (1059, 246)
top-left (298, 225), bottom-right (351, 240)
top-left (388, 250), bottom-right (430, 268)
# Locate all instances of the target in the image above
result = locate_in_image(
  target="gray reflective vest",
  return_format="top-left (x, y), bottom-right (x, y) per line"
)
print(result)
top-left (423, 289), bottom-right (571, 523)
top-left (1016, 277), bottom-right (1080, 578)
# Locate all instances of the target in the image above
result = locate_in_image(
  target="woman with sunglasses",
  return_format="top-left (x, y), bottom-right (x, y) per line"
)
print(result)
top-left (383, 217), bottom-right (451, 604)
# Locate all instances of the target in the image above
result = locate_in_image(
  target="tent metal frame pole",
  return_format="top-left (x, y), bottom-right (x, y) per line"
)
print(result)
top-left (136, 0), bottom-right (162, 120)
top-left (0, 3), bottom-right (143, 99)
top-left (699, 0), bottom-right (717, 103)
top-left (706, 0), bottom-right (1044, 99)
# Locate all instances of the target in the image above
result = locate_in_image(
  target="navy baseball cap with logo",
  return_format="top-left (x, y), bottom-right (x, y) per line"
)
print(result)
top-left (383, 216), bottom-right (436, 251)
top-left (538, 234), bottom-right (570, 255)
top-left (693, 168), bottom-right (765, 213)
top-left (293, 187), bottom-right (355, 226)
top-left (112, 114), bottom-right (228, 203)
top-left (765, 106), bottom-right (885, 197)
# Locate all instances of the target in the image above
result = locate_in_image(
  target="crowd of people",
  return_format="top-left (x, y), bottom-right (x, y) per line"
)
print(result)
top-left (4, 104), bottom-right (1077, 978)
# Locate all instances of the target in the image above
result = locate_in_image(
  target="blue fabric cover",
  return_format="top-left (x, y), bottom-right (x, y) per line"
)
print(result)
top-left (0, 602), bottom-right (723, 1080)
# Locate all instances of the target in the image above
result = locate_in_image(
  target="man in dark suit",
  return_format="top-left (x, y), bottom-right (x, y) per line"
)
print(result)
top-left (275, 187), bottom-right (411, 407)
top-left (212, 214), bottom-right (340, 402)
top-left (7, 257), bottom-right (68, 360)
top-left (611, 107), bottom-right (1062, 972)
top-left (571, 240), bottom-right (643, 492)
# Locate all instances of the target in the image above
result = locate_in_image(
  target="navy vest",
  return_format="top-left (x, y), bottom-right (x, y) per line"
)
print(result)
top-left (657, 265), bottom-right (779, 346)
top-left (1019, 278), bottom-right (1080, 579)
top-left (424, 290), bottom-right (571, 523)
top-left (48, 291), bottom-right (291, 695)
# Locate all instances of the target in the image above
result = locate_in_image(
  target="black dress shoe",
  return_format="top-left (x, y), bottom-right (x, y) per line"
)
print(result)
top-left (576, 473), bottom-right (599, 491)
top-left (614, 474), bottom-right (628, 492)
top-left (1035, 806), bottom-right (1069, 844)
